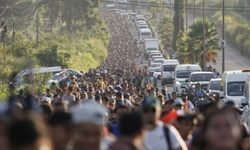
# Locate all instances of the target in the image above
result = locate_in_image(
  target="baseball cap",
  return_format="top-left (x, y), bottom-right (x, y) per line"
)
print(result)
top-left (81, 91), bottom-right (87, 95)
top-left (42, 97), bottom-right (51, 104)
top-left (141, 96), bottom-right (161, 108)
top-left (181, 92), bottom-right (188, 96)
top-left (177, 113), bottom-right (196, 121)
top-left (177, 113), bottom-right (197, 125)
top-left (70, 103), bottom-right (108, 126)
top-left (174, 99), bottom-right (184, 106)
top-left (165, 99), bottom-right (174, 105)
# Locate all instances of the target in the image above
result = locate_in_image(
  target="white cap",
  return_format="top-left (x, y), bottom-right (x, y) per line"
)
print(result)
top-left (70, 103), bottom-right (108, 126)
top-left (0, 102), bottom-right (8, 115)
top-left (42, 97), bottom-right (51, 104)
top-left (174, 99), bottom-right (184, 106)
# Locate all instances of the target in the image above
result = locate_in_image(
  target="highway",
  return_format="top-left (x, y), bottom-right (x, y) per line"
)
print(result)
top-left (129, 9), bottom-right (250, 93)
top-left (186, 13), bottom-right (250, 74)
top-left (129, 17), bottom-right (174, 93)
top-left (139, 9), bottom-right (250, 74)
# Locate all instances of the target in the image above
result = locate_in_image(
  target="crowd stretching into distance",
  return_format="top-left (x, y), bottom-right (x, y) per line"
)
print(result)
top-left (0, 8), bottom-right (249, 150)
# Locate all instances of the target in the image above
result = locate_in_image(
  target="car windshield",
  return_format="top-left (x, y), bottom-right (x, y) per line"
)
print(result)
top-left (191, 74), bottom-right (215, 82)
top-left (140, 26), bottom-right (147, 29)
top-left (176, 70), bottom-right (200, 78)
top-left (176, 71), bottom-right (192, 78)
top-left (155, 69), bottom-right (161, 72)
top-left (163, 65), bottom-right (175, 72)
top-left (153, 60), bottom-right (164, 64)
top-left (227, 82), bottom-right (245, 96)
top-left (147, 48), bottom-right (157, 51)
top-left (53, 75), bottom-right (62, 81)
top-left (141, 32), bottom-right (151, 35)
top-left (12, 74), bottom-right (22, 83)
top-left (138, 22), bottom-right (146, 24)
top-left (209, 80), bottom-right (221, 90)
top-left (150, 64), bottom-right (161, 68)
top-left (150, 54), bottom-right (161, 58)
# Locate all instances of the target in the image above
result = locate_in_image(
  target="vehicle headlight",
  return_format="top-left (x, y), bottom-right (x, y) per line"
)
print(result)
top-left (176, 81), bottom-right (181, 85)
top-left (192, 84), bottom-right (196, 88)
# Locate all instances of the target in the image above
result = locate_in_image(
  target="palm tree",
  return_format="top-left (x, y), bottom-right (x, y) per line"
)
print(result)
top-left (186, 19), bottom-right (221, 66)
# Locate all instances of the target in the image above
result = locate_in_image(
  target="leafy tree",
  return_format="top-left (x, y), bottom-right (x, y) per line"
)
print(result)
top-left (172, 0), bottom-right (185, 52)
top-left (147, 0), bottom-right (163, 18)
top-left (157, 15), bottom-right (173, 51)
top-left (23, 72), bottom-right (52, 96)
top-left (183, 19), bottom-right (221, 66)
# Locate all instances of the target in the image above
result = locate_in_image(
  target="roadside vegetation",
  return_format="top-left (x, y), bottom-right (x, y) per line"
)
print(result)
top-left (0, 0), bottom-right (109, 84)
top-left (191, 0), bottom-right (250, 57)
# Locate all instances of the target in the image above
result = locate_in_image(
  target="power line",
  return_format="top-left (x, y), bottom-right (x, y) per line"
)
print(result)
top-left (0, 6), bottom-right (10, 17)
top-left (42, 10), bottom-right (52, 30)
top-left (10, 0), bottom-right (36, 14)
top-left (110, 0), bottom-right (250, 9)
top-left (0, 0), bottom-right (29, 16)
top-left (104, 0), bottom-right (250, 10)
top-left (103, 1), bottom-right (250, 11)
top-left (21, 9), bottom-right (37, 34)
top-left (7, 0), bottom-right (27, 9)
top-left (14, 1), bottom-right (37, 25)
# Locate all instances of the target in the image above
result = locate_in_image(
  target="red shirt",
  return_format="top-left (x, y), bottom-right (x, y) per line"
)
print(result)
top-left (161, 110), bottom-right (178, 125)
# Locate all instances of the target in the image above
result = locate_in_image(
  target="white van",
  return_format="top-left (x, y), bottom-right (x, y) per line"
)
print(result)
top-left (161, 59), bottom-right (180, 85)
top-left (140, 29), bottom-right (152, 43)
top-left (241, 73), bottom-right (250, 128)
top-left (12, 66), bottom-right (62, 88)
top-left (153, 58), bottom-right (165, 64)
top-left (173, 64), bottom-right (202, 94)
top-left (220, 70), bottom-right (250, 106)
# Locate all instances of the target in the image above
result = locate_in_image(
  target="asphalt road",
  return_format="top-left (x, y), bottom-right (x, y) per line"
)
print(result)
top-left (128, 18), bottom-right (174, 93)
top-left (186, 13), bottom-right (250, 74)
top-left (138, 9), bottom-right (250, 74)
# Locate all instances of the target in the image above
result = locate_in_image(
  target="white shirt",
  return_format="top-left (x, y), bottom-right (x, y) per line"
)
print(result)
top-left (83, 97), bottom-right (96, 104)
top-left (124, 99), bottom-right (132, 106)
top-left (144, 121), bottom-right (185, 150)
top-left (188, 101), bottom-right (195, 110)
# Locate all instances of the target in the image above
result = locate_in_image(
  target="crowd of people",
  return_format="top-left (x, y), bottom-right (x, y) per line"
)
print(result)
top-left (0, 8), bottom-right (249, 150)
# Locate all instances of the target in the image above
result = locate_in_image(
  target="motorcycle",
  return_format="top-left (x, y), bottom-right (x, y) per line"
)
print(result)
top-left (194, 95), bottom-right (205, 111)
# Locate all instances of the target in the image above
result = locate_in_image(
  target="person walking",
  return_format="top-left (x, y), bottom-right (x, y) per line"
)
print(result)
top-left (141, 96), bottom-right (188, 150)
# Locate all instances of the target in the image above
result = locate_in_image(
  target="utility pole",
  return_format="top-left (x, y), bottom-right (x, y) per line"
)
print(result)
top-left (194, 0), bottom-right (195, 20)
top-left (162, 0), bottom-right (165, 17)
top-left (1, 19), bottom-right (7, 63)
top-left (36, 6), bottom-right (39, 47)
top-left (170, 0), bottom-right (172, 18)
top-left (203, 0), bottom-right (206, 70)
top-left (185, 0), bottom-right (188, 31)
top-left (138, 0), bottom-right (140, 14)
top-left (244, 0), bottom-right (247, 21)
top-left (50, 0), bottom-right (53, 34)
top-left (222, 0), bottom-right (225, 73)
top-left (179, 0), bottom-right (181, 31)
top-left (12, 22), bottom-right (15, 43)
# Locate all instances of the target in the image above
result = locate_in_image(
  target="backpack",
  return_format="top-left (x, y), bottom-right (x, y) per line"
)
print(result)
top-left (163, 125), bottom-right (173, 150)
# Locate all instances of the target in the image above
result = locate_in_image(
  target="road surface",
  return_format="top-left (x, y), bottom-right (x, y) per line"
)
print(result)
top-left (139, 9), bottom-right (250, 74)
top-left (129, 18), bottom-right (174, 93)
top-left (186, 13), bottom-right (250, 73)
